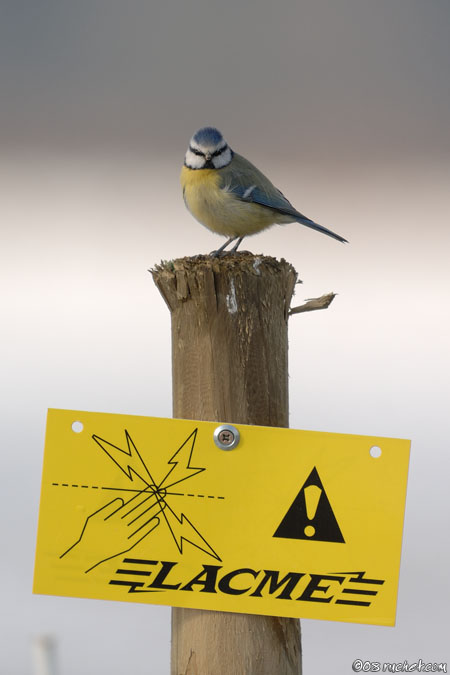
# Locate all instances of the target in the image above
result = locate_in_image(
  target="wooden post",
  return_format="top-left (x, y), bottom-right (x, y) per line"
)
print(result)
top-left (152, 252), bottom-right (302, 675)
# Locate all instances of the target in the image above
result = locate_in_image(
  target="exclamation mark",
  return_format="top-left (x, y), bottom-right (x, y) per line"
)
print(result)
top-left (304, 484), bottom-right (322, 537)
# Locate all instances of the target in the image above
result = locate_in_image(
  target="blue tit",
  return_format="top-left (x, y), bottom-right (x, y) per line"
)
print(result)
top-left (181, 127), bottom-right (347, 255)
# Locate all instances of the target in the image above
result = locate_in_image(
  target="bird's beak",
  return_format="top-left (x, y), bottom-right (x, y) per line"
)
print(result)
top-left (205, 153), bottom-right (212, 161)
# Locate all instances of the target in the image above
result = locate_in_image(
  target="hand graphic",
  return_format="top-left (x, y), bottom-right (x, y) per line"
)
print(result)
top-left (60, 488), bottom-right (165, 572)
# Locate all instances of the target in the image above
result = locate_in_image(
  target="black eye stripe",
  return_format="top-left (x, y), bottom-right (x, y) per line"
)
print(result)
top-left (189, 144), bottom-right (228, 158)
top-left (212, 145), bottom-right (227, 157)
top-left (189, 145), bottom-right (204, 157)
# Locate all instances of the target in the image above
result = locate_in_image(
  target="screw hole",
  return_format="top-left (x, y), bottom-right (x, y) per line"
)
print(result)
top-left (72, 421), bottom-right (84, 433)
top-left (370, 445), bottom-right (382, 458)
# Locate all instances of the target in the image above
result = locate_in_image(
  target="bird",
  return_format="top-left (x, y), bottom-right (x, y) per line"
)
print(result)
top-left (180, 126), bottom-right (347, 255)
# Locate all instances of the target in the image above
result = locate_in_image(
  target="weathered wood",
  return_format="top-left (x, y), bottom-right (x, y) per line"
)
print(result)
top-left (152, 252), bottom-right (302, 675)
top-left (290, 292), bottom-right (336, 315)
top-left (170, 609), bottom-right (301, 675)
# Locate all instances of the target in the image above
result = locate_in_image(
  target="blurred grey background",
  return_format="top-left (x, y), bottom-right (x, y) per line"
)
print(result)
top-left (1, 1), bottom-right (449, 673)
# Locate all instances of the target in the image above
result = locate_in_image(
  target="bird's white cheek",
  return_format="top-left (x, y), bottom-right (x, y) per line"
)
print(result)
top-left (184, 149), bottom-right (205, 169)
top-left (212, 147), bottom-right (232, 169)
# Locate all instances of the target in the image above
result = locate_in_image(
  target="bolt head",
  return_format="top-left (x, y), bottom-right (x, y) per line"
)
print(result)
top-left (218, 429), bottom-right (234, 445)
top-left (213, 424), bottom-right (240, 451)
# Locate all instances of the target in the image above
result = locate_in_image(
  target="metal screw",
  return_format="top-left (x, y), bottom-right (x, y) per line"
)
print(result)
top-left (213, 424), bottom-right (240, 450)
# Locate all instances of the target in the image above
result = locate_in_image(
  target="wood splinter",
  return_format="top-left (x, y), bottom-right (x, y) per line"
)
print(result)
top-left (289, 292), bottom-right (336, 315)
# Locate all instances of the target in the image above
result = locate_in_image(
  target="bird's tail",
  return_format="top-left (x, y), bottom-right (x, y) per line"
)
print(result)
top-left (295, 215), bottom-right (348, 243)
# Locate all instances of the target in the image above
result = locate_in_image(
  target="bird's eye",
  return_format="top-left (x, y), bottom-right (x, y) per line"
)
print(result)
top-left (211, 145), bottom-right (227, 157)
top-left (189, 146), bottom-right (205, 157)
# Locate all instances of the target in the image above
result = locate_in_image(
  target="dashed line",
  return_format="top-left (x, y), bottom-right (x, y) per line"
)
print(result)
top-left (52, 482), bottom-right (101, 490)
top-left (51, 483), bottom-right (225, 499)
top-left (181, 493), bottom-right (225, 500)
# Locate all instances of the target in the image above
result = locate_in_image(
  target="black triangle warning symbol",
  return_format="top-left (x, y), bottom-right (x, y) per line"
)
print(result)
top-left (273, 467), bottom-right (345, 543)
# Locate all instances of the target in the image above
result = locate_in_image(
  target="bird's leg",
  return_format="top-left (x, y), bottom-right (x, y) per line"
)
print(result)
top-left (210, 236), bottom-right (239, 257)
top-left (230, 236), bottom-right (245, 252)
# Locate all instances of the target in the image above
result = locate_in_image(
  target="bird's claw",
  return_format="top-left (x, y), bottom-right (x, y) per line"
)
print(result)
top-left (209, 249), bottom-right (228, 258)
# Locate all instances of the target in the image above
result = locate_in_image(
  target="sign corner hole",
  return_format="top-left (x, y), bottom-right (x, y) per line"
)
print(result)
top-left (370, 445), bottom-right (382, 458)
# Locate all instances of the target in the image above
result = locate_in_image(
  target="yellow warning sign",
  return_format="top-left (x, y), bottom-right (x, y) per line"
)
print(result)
top-left (33, 409), bottom-right (410, 626)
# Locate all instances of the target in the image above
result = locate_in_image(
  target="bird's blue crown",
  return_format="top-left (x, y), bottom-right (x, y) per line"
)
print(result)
top-left (192, 127), bottom-right (224, 147)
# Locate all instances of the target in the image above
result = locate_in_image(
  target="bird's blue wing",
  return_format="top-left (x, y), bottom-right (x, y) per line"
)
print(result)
top-left (219, 153), bottom-right (308, 220)
top-left (229, 183), bottom-right (304, 218)
top-left (218, 153), bottom-right (348, 243)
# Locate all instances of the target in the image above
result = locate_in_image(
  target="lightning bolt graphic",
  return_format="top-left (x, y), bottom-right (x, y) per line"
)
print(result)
top-left (158, 429), bottom-right (205, 491)
top-left (160, 501), bottom-right (222, 561)
top-left (93, 431), bottom-right (156, 488)
top-left (91, 428), bottom-right (221, 562)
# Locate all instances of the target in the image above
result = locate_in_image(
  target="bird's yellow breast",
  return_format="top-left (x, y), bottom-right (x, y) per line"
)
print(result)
top-left (180, 165), bottom-right (277, 238)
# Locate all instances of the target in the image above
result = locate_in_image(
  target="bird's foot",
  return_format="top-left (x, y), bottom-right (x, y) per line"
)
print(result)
top-left (209, 249), bottom-right (252, 258)
top-left (209, 235), bottom-right (245, 257)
